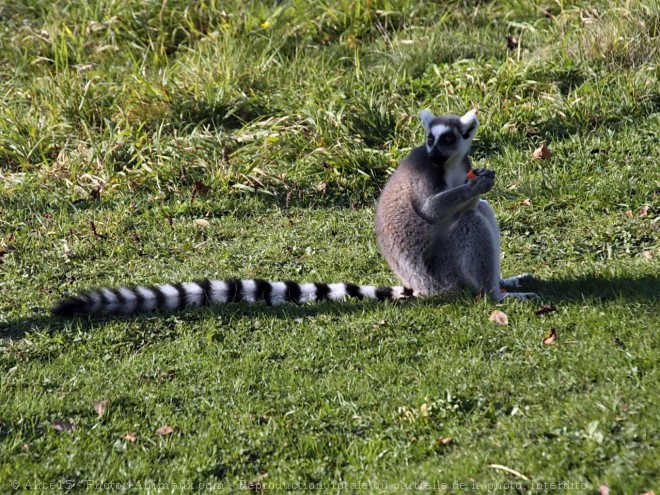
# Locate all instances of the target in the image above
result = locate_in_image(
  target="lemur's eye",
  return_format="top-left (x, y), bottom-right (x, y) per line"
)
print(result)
top-left (440, 133), bottom-right (456, 145)
top-left (427, 134), bottom-right (435, 146)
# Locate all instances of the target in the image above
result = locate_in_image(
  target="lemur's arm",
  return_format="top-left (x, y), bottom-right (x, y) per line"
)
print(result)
top-left (414, 170), bottom-right (495, 223)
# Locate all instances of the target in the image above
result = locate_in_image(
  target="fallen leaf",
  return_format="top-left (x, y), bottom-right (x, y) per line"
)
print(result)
top-left (246, 480), bottom-right (264, 494)
top-left (53, 421), bottom-right (74, 432)
top-left (643, 251), bottom-right (654, 260)
top-left (89, 220), bottom-right (106, 239)
top-left (598, 485), bottom-right (609, 495)
top-left (638, 205), bottom-right (650, 218)
top-left (535, 305), bottom-right (558, 316)
top-left (543, 328), bottom-right (557, 345)
top-left (155, 425), bottom-right (174, 436)
top-left (93, 400), bottom-right (109, 418)
top-left (641, 492), bottom-right (656, 495)
top-left (522, 198), bottom-right (532, 206)
top-left (255, 415), bottom-right (270, 425)
top-left (533, 142), bottom-right (552, 160)
top-left (194, 219), bottom-right (210, 227)
top-left (625, 210), bottom-right (633, 219)
top-left (505, 35), bottom-right (519, 49)
top-left (489, 310), bottom-right (509, 325)
top-left (436, 437), bottom-right (453, 445)
top-left (246, 473), bottom-right (268, 494)
top-left (161, 369), bottom-right (176, 380)
top-left (124, 432), bottom-right (137, 443)
top-left (192, 181), bottom-right (211, 196)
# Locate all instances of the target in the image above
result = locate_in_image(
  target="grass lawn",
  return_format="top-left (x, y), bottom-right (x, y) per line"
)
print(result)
top-left (1, 0), bottom-right (659, 493)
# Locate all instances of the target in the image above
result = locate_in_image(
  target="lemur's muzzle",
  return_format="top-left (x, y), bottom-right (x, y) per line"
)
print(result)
top-left (429, 148), bottom-right (450, 166)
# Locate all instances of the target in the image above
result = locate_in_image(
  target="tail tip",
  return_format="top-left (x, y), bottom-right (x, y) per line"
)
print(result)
top-left (52, 298), bottom-right (87, 317)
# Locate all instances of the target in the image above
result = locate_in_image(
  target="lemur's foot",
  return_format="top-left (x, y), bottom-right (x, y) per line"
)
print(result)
top-left (490, 289), bottom-right (538, 302)
top-left (500, 273), bottom-right (538, 290)
top-left (503, 291), bottom-right (539, 300)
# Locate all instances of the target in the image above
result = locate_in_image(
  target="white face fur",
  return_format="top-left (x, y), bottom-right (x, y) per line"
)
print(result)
top-left (419, 109), bottom-right (479, 165)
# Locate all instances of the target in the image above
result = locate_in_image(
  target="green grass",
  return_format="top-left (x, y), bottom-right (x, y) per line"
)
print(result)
top-left (1, 0), bottom-right (659, 493)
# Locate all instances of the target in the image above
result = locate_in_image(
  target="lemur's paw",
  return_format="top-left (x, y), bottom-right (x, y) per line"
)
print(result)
top-left (504, 291), bottom-right (539, 300)
top-left (500, 273), bottom-right (538, 290)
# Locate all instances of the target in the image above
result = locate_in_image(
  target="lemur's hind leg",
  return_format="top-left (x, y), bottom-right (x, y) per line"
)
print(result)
top-left (453, 209), bottom-right (503, 301)
top-left (476, 200), bottom-right (538, 299)
top-left (501, 274), bottom-right (537, 290)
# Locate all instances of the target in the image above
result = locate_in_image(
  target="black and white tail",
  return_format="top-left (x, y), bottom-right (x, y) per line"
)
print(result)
top-left (52, 278), bottom-right (411, 317)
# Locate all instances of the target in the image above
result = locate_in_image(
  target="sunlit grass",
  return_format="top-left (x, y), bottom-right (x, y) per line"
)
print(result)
top-left (1, 0), bottom-right (658, 493)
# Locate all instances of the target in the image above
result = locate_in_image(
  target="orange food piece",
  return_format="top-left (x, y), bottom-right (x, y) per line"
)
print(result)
top-left (467, 170), bottom-right (477, 180)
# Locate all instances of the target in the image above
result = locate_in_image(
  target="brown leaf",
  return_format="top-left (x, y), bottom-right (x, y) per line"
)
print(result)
top-left (643, 251), bottom-right (654, 260)
top-left (489, 310), bottom-right (509, 325)
top-left (532, 142), bottom-right (552, 160)
top-left (535, 305), bottom-right (558, 316)
top-left (640, 492), bottom-right (656, 495)
top-left (522, 198), bottom-right (532, 206)
top-left (124, 432), bottom-right (137, 443)
top-left (194, 218), bottom-right (210, 227)
top-left (89, 220), bottom-right (106, 239)
top-left (246, 473), bottom-right (268, 494)
top-left (246, 481), bottom-right (264, 494)
top-left (625, 210), bottom-right (633, 219)
top-left (505, 35), bottom-right (519, 49)
top-left (543, 328), bottom-right (557, 345)
top-left (192, 181), bottom-right (211, 197)
top-left (53, 421), bottom-right (74, 432)
top-left (93, 400), bottom-right (109, 418)
top-left (436, 437), bottom-right (453, 445)
top-left (638, 205), bottom-right (650, 218)
top-left (155, 425), bottom-right (174, 436)
top-left (161, 369), bottom-right (176, 380)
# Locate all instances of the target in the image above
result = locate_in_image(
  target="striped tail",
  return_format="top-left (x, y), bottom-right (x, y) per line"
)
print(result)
top-left (52, 278), bottom-right (411, 317)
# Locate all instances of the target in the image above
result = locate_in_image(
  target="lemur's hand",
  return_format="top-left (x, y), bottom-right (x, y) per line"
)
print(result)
top-left (469, 169), bottom-right (495, 194)
top-left (472, 168), bottom-right (495, 178)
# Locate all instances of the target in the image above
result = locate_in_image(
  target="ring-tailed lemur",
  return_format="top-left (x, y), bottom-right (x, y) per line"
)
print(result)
top-left (375, 109), bottom-right (536, 301)
top-left (52, 109), bottom-right (535, 317)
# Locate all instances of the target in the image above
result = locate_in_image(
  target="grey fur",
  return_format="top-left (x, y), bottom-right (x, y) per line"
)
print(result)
top-left (375, 109), bottom-right (537, 301)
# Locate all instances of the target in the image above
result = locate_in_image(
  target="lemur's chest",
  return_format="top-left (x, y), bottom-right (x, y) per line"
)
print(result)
top-left (443, 163), bottom-right (467, 189)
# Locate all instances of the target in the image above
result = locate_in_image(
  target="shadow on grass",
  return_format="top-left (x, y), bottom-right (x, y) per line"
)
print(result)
top-left (535, 274), bottom-right (659, 304)
top-left (2, 275), bottom-right (656, 340)
top-left (0, 300), bottom-right (386, 342)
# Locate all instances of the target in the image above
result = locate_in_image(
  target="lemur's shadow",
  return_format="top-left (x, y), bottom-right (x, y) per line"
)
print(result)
top-left (2, 274), bottom-right (657, 341)
top-left (534, 274), bottom-right (659, 304)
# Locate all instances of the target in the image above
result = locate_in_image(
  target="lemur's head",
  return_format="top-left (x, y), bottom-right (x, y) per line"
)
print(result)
top-left (419, 109), bottom-right (478, 167)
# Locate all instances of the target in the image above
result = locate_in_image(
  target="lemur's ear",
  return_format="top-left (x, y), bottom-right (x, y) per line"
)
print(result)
top-left (419, 109), bottom-right (435, 132)
top-left (459, 109), bottom-right (479, 138)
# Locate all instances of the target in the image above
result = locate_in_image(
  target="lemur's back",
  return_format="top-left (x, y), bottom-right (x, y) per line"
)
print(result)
top-left (375, 147), bottom-right (459, 295)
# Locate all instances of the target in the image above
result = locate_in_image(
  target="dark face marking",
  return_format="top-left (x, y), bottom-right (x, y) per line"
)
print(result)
top-left (439, 132), bottom-right (456, 146)
top-left (461, 122), bottom-right (476, 139)
top-left (427, 134), bottom-right (435, 146)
